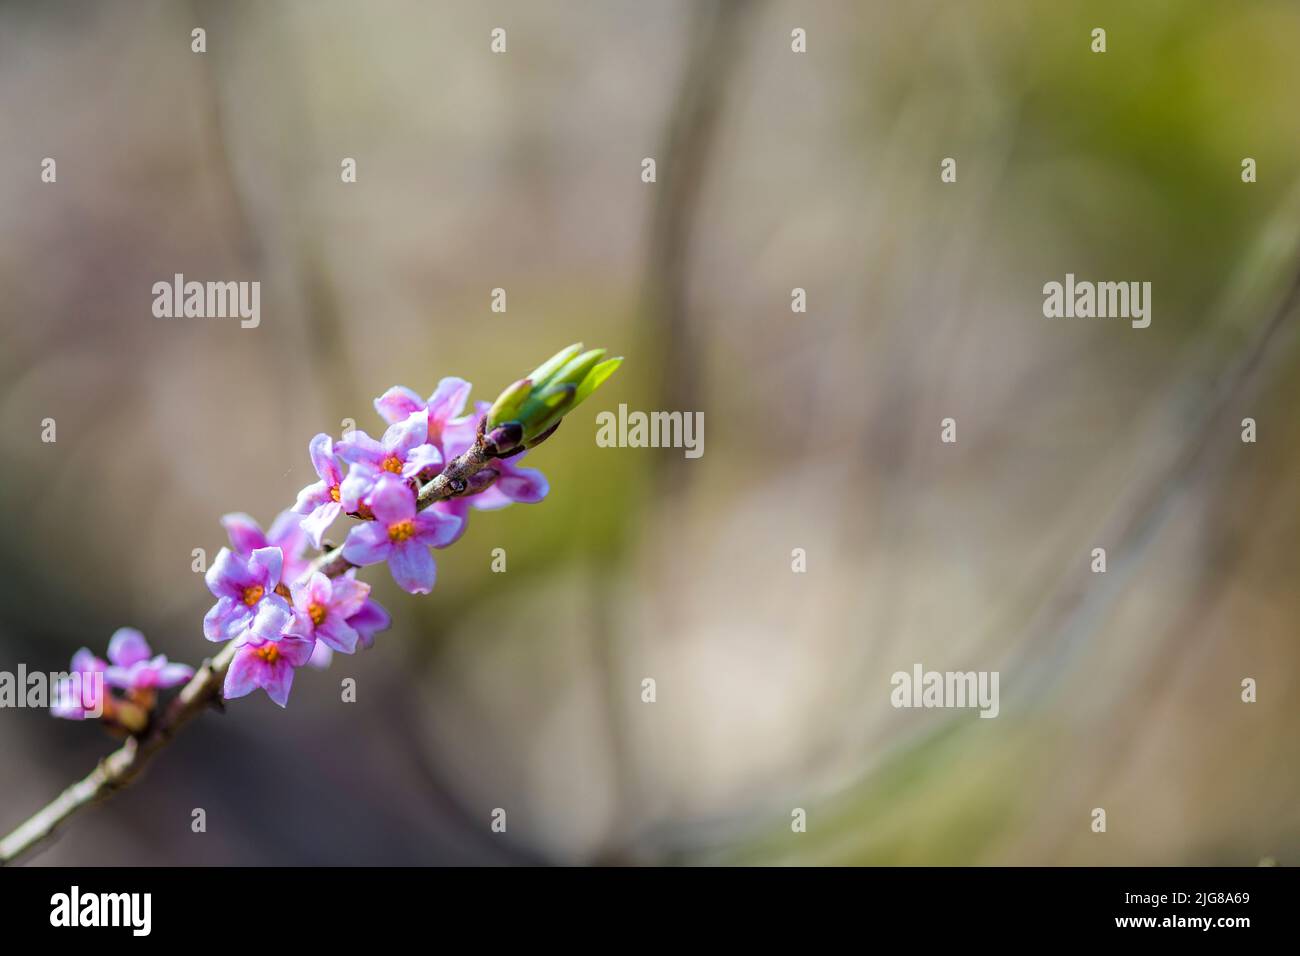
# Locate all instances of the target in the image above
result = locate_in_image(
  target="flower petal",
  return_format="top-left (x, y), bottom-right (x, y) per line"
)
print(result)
top-left (204, 596), bottom-right (250, 643)
top-left (261, 660), bottom-right (296, 707)
top-left (496, 462), bottom-right (549, 504)
top-left (341, 521), bottom-right (391, 566)
top-left (401, 443), bottom-right (443, 478)
top-left (307, 433), bottom-right (341, 483)
top-left (340, 465), bottom-right (378, 512)
top-left (220, 513), bottom-right (268, 555)
top-left (336, 430), bottom-right (386, 468)
top-left (368, 473), bottom-right (416, 525)
top-left (307, 641), bottom-right (334, 670)
top-left (300, 501), bottom-right (341, 549)
top-left (107, 627), bottom-right (151, 668)
top-left (306, 571), bottom-right (332, 608)
top-left (382, 410), bottom-right (430, 458)
top-left (278, 635), bottom-right (317, 668)
top-left (373, 386), bottom-right (426, 426)
top-left (267, 509), bottom-right (309, 557)
top-left (347, 597), bottom-right (391, 649)
top-left (248, 596), bottom-right (294, 643)
top-left (157, 662), bottom-right (195, 688)
top-left (205, 547), bottom-right (253, 599)
top-left (316, 615), bottom-right (359, 654)
top-left (293, 479), bottom-right (333, 515)
top-left (249, 546), bottom-right (284, 590)
top-left (427, 377), bottom-right (472, 430)
top-left (388, 540), bottom-right (436, 594)
top-left (413, 507), bottom-right (463, 549)
top-left (223, 646), bottom-right (263, 700)
top-left (70, 648), bottom-right (106, 674)
top-left (329, 575), bottom-right (370, 619)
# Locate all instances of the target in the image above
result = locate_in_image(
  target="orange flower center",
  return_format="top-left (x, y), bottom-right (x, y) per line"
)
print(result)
top-left (308, 602), bottom-right (327, 626)
top-left (388, 519), bottom-right (416, 542)
top-left (241, 585), bottom-right (264, 606)
top-left (254, 643), bottom-right (281, 664)
top-left (356, 503), bottom-right (374, 520)
top-left (382, 455), bottom-right (404, 474)
top-left (330, 485), bottom-right (341, 502)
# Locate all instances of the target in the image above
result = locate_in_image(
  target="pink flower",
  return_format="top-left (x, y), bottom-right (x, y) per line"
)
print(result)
top-left (221, 510), bottom-right (312, 588)
top-left (348, 592), bottom-right (392, 650)
top-left (336, 411), bottom-right (443, 482)
top-left (223, 633), bottom-right (316, 708)
top-left (291, 434), bottom-right (347, 548)
top-left (340, 474), bottom-right (461, 594)
top-left (50, 648), bottom-right (108, 721)
top-left (103, 628), bottom-right (193, 692)
top-left (284, 571), bottom-right (369, 654)
top-left (374, 377), bottom-right (473, 452)
top-left (203, 547), bottom-right (294, 644)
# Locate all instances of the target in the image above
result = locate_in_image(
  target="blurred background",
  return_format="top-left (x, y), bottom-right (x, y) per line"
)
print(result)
top-left (1, 0), bottom-right (1298, 865)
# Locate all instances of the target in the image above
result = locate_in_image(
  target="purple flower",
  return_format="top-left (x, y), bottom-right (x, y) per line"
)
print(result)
top-left (348, 592), bottom-right (392, 650)
top-left (374, 377), bottom-right (473, 450)
top-left (335, 411), bottom-right (443, 482)
top-left (338, 463), bottom-right (381, 518)
top-left (307, 572), bottom-right (393, 666)
top-left (306, 641), bottom-right (334, 670)
top-left (291, 434), bottom-right (347, 548)
top-left (50, 648), bottom-right (108, 721)
top-left (223, 632), bottom-right (316, 708)
top-left (284, 571), bottom-right (369, 654)
top-left (103, 627), bottom-right (193, 691)
top-left (203, 546), bottom-right (294, 643)
top-left (341, 474), bottom-right (461, 594)
top-left (222, 510), bottom-right (312, 588)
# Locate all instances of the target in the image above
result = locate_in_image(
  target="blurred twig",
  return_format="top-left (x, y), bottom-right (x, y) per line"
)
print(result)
top-left (591, 0), bottom-right (760, 863)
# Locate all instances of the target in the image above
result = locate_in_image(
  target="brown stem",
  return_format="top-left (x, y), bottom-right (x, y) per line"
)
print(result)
top-left (0, 437), bottom-right (498, 866)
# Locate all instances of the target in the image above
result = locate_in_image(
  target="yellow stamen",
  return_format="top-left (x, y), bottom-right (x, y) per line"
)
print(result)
top-left (308, 602), bottom-right (327, 626)
top-left (241, 585), bottom-right (264, 606)
top-left (382, 455), bottom-right (404, 474)
top-left (388, 519), bottom-right (416, 542)
top-left (254, 643), bottom-right (281, 664)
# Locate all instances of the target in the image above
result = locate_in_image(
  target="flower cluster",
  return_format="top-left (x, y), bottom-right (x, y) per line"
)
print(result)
top-left (206, 370), bottom-right (573, 706)
top-left (48, 345), bottom-right (620, 718)
top-left (51, 629), bottom-right (193, 731)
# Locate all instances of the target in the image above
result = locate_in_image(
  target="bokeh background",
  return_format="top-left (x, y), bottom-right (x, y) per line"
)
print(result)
top-left (1, 0), bottom-right (1298, 865)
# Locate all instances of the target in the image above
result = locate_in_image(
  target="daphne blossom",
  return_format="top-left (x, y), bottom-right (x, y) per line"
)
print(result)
top-left (336, 411), bottom-right (443, 482)
top-left (51, 629), bottom-right (190, 728)
top-left (374, 377), bottom-right (473, 454)
top-left (203, 546), bottom-right (293, 644)
top-left (103, 628), bottom-right (193, 692)
top-left (341, 474), bottom-right (461, 593)
top-left (50, 649), bottom-right (109, 721)
top-left (291, 434), bottom-right (348, 548)
top-left (224, 632), bottom-right (316, 708)
top-left (222, 510), bottom-right (312, 587)
top-left (285, 571), bottom-right (368, 654)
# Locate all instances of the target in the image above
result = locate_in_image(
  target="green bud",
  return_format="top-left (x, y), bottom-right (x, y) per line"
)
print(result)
top-left (486, 377), bottom-right (532, 427)
top-left (485, 343), bottom-right (623, 447)
top-left (550, 349), bottom-right (607, 392)
top-left (573, 356), bottom-right (622, 407)
top-left (524, 343), bottom-right (585, 389)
